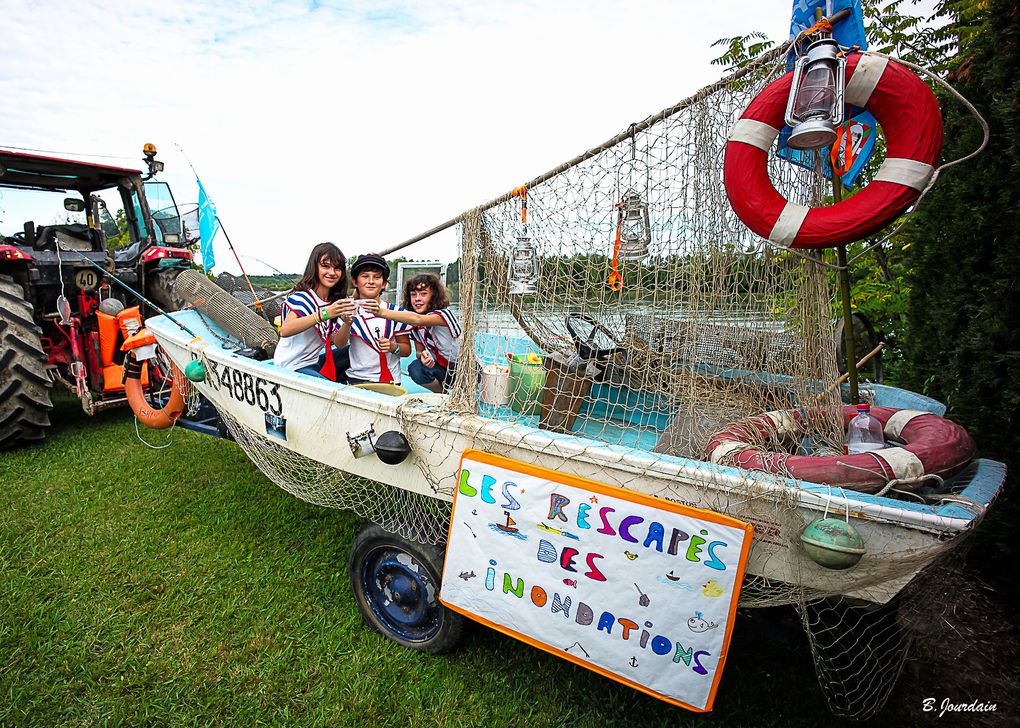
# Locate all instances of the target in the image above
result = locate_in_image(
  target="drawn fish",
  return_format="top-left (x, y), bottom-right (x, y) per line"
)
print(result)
top-left (563, 578), bottom-right (577, 588)
top-left (537, 522), bottom-right (580, 540)
top-left (459, 571), bottom-right (476, 581)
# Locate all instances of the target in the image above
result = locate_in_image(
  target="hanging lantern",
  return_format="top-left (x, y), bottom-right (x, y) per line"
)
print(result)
top-left (784, 36), bottom-right (846, 151)
top-left (508, 235), bottom-right (539, 295)
top-left (618, 188), bottom-right (651, 261)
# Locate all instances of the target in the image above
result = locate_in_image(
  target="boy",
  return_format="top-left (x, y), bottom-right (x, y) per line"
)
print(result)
top-left (335, 253), bottom-right (412, 385)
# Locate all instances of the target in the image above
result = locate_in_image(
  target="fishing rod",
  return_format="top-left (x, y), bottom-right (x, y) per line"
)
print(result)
top-left (215, 216), bottom-right (268, 317)
top-left (56, 244), bottom-right (199, 339)
top-left (173, 143), bottom-right (267, 318)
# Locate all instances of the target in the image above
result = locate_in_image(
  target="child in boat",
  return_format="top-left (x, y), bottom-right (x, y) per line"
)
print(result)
top-left (362, 272), bottom-right (460, 393)
top-left (273, 242), bottom-right (354, 381)
top-left (335, 253), bottom-right (412, 385)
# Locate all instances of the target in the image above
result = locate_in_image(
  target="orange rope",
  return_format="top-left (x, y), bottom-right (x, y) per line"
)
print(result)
top-left (801, 17), bottom-right (832, 38)
top-left (607, 205), bottom-right (623, 292)
top-left (511, 185), bottom-right (527, 224)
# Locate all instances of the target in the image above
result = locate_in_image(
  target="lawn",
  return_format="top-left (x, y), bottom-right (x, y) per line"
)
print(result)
top-left (0, 395), bottom-right (1012, 726)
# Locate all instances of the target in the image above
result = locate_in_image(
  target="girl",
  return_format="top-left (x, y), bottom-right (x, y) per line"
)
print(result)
top-left (273, 242), bottom-right (354, 381)
top-left (335, 253), bottom-right (412, 385)
top-left (365, 272), bottom-right (460, 393)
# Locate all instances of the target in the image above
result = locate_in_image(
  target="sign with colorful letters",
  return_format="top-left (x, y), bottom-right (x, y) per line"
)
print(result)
top-left (440, 451), bottom-right (754, 712)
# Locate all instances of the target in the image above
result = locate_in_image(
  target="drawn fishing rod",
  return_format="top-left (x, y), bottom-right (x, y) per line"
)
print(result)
top-left (378, 7), bottom-right (852, 259)
top-left (174, 143), bottom-right (268, 319)
top-left (56, 244), bottom-right (199, 339)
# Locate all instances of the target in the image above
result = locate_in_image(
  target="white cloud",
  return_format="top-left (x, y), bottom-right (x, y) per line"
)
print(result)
top-left (2, 0), bottom-right (798, 273)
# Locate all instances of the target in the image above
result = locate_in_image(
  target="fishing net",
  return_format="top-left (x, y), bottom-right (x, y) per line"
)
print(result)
top-left (181, 42), bottom-right (980, 720)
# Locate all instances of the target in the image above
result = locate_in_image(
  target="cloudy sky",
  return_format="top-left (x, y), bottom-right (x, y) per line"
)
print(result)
top-left (3, 0), bottom-right (804, 273)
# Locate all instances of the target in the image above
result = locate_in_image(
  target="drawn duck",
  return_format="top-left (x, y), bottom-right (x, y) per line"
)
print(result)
top-left (624, 551), bottom-right (638, 561)
top-left (702, 579), bottom-right (724, 597)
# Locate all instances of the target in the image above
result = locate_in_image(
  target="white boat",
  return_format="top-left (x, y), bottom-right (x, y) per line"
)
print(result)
top-left (146, 308), bottom-right (1005, 608)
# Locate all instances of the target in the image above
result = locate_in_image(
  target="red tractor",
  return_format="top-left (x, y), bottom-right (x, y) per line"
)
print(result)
top-left (0, 144), bottom-right (193, 449)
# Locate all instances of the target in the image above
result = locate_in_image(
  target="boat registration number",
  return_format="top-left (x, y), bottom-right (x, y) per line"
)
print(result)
top-left (206, 361), bottom-right (283, 416)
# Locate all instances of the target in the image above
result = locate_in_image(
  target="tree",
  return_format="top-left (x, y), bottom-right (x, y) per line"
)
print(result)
top-left (900, 0), bottom-right (1020, 461)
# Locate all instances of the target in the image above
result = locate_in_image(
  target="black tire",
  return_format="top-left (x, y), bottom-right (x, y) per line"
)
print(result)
top-left (147, 267), bottom-right (185, 313)
top-left (348, 522), bottom-right (465, 654)
top-left (0, 274), bottom-right (53, 449)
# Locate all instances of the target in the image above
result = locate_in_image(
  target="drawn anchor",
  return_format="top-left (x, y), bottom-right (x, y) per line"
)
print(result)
top-left (629, 656), bottom-right (639, 668)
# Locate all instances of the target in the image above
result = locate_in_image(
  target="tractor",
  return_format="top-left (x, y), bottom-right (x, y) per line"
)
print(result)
top-left (0, 143), bottom-right (193, 449)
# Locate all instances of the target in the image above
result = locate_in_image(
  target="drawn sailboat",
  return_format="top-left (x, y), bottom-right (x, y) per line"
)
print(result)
top-left (496, 510), bottom-right (519, 534)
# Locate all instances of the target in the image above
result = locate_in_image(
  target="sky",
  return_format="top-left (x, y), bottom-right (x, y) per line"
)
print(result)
top-left (3, 0), bottom-right (808, 274)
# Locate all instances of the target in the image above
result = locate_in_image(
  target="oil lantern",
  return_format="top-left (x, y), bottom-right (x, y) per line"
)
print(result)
top-left (784, 36), bottom-right (846, 151)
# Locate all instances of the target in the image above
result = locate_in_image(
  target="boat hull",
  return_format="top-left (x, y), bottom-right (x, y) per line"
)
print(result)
top-left (149, 311), bottom-right (1004, 606)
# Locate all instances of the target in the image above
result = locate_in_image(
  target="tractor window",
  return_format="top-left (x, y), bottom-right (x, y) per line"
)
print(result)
top-left (143, 181), bottom-right (182, 245)
top-left (130, 189), bottom-right (149, 242)
top-left (92, 189), bottom-right (133, 252)
top-left (0, 187), bottom-right (87, 240)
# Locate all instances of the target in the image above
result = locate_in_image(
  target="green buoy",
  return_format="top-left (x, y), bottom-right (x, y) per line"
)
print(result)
top-left (800, 517), bottom-right (866, 570)
top-left (185, 359), bottom-right (207, 382)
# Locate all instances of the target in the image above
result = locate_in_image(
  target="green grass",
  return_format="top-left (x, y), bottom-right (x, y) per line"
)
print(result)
top-left (0, 395), bottom-right (893, 726)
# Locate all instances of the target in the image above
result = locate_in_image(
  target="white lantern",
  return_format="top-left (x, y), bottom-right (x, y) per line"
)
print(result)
top-left (784, 37), bottom-right (846, 151)
top-left (618, 188), bottom-right (651, 261)
top-left (508, 235), bottom-right (539, 295)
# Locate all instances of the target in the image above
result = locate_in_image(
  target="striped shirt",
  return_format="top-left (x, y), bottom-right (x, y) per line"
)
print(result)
top-left (347, 302), bottom-right (413, 383)
top-left (272, 290), bottom-right (332, 371)
top-left (409, 308), bottom-right (461, 367)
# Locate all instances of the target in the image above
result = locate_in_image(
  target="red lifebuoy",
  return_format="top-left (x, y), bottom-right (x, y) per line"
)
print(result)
top-left (121, 328), bottom-right (186, 429)
top-left (124, 355), bottom-right (186, 429)
top-left (706, 405), bottom-right (974, 493)
top-left (724, 53), bottom-right (943, 248)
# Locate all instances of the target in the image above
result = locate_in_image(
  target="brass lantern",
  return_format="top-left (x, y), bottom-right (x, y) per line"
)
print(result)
top-left (784, 36), bottom-right (846, 151)
top-left (508, 235), bottom-right (539, 295)
top-left (618, 188), bottom-right (651, 261)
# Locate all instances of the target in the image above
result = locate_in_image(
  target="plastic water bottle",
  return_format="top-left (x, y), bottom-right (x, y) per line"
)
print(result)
top-left (846, 403), bottom-right (885, 454)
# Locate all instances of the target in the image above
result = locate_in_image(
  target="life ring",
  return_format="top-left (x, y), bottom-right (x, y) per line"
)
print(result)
top-left (724, 53), bottom-right (943, 248)
top-left (706, 405), bottom-right (974, 493)
top-left (122, 329), bottom-right (186, 429)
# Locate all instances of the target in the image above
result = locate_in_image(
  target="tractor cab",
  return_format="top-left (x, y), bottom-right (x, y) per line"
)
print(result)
top-left (0, 147), bottom-right (184, 260)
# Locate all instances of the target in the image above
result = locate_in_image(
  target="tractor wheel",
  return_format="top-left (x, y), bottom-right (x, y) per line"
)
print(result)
top-left (0, 274), bottom-right (54, 449)
top-left (147, 267), bottom-right (185, 313)
top-left (348, 522), bottom-right (466, 654)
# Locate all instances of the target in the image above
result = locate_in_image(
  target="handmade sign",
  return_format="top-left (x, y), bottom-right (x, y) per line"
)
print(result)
top-left (440, 451), bottom-right (754, 712)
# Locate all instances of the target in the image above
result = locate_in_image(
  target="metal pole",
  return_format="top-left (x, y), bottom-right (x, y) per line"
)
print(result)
top-left (379, 8), bottom-right (851, 259)
top-left (833, 174), bottom-right (860, 404)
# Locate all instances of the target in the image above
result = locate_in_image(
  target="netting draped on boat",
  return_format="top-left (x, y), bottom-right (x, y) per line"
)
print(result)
top-left (217, 408), bottom-right (452, 545)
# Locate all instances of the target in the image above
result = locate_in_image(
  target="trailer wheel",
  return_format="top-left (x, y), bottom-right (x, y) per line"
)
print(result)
top-left (0, 274), bottom-right (53, 449)
top-left (348, 522), bottom-right (465, 654)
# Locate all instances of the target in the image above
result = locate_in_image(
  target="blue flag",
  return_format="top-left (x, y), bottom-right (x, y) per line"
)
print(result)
top-left (778, 0), bottom-right (876, 187)
top-left (197, 177), bottom-right (218, 273)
